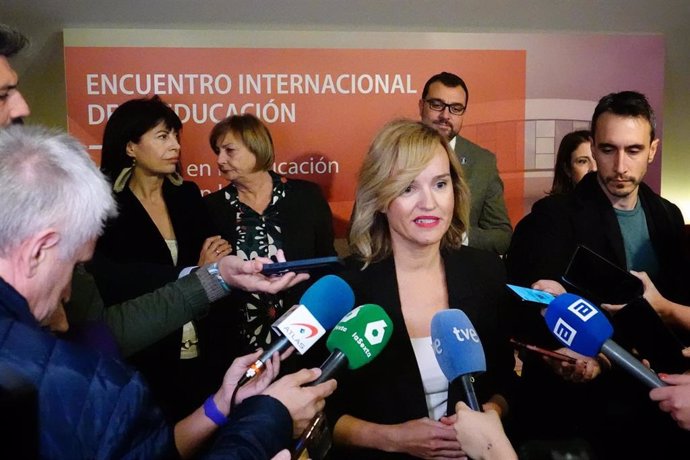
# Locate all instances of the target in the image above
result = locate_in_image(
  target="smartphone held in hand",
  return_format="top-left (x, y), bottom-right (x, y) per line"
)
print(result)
top-left (261, 256), bottom-right (343, 276)
top-left (510, 338), bottom-right (577, 364)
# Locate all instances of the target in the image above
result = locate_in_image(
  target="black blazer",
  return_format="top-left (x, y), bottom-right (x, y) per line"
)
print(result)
top-left (90, 180), bottom-right (214, 305)
top-left (204, 176), bottom-right (336, 263)
top-left (87, 179), bottom-right (217, 419)
top-left (327, 248), bottom-right (517, 460)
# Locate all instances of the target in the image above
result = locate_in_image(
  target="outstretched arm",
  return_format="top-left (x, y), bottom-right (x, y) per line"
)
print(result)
top-left (199, 368), bottom-right (337, 460)
top-left (66, 252), bottom-right (309, 357)
top-left (632, 270), bottom-right (690, 330)
top-left (174, 350), bottom-right (281, 458)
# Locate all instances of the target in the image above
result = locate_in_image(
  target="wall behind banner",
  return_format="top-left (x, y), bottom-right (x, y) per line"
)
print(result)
top-left (8, 1), bottom-right (690, 225)
top-left (63, 30), bottom-right (664, 237)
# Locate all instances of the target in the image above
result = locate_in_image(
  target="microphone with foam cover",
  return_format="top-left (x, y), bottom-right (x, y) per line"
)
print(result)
top-left (308, 303), bottom-right (394, 386)
top-left (545, 293), bottom-right (666, 388)
top-left (292, 304), bottom-right (393, 460)
top-left (431, 309), bottom-right (486, 411)
top-left (238, 274), bottom-right (355, 386)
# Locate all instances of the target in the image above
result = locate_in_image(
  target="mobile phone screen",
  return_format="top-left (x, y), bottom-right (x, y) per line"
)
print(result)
top-left (507, 284), bottom-right (555, 305)
top-left (562, 245), bottom-right (643, 305)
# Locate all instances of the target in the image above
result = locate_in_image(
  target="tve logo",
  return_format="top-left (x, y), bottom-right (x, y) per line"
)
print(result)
top-left (567, 298), bottom-right (598, 322)
top-left (553, 318), bottom-right (577, 346)
top-left (452, 326), bottom-right (480, 343)
top-left (433, 338), bottom-right (442, 354)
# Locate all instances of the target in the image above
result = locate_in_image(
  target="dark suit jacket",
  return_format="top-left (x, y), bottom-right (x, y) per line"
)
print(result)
top-left (87, 179), bottom-right (217, 420)
top-left (454, 135), bottom-right (513, 255)
top-left (327, 248), bottom-right (517, 460)
top-left (506, 171), bottom-right (690, 347)
top-left (504, 172), bottom-right (690, 456)
top-left (90, 180), bottom-right (214, 305)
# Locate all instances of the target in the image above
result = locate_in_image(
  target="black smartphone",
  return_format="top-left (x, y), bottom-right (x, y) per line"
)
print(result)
top-left (260, 256), bottom-right (343, 276)
top-left (561, 245), bottom-right (643, 305)
top-left (510, 338), bottom-right (577, 364)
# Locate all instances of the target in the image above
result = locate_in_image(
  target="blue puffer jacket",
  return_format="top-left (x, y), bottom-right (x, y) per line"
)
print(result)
top-left (0, 277), bottom-right (177, 459)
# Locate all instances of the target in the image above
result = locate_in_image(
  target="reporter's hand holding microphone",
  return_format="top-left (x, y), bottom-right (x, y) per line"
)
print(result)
top-left (291, 304), bottom-right (395, 460)
top-left (431, 309), bottom-right (515, 459)
top-left (199, 263), bottom-right (353, 460)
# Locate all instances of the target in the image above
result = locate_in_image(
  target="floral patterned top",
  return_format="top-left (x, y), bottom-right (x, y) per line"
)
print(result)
top-left (225, 171), bottom-right (287, 349)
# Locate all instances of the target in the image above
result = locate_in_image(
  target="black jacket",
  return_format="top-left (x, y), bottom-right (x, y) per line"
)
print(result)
top-left (504, 172), bottom-right (690, 456)
top-left (327, 248), bottom-right (517, 460)
top-left (202, 176), bottom-right (337, 378)
top-left (87, 179), bottom-right (217, 420)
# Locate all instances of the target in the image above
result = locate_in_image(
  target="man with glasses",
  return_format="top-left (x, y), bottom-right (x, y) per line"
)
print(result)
top-left (419, 72), bottom-right (512, 254)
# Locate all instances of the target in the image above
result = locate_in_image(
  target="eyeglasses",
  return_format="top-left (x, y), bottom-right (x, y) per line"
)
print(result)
top-left (424, 98), bottom-right (466, 116)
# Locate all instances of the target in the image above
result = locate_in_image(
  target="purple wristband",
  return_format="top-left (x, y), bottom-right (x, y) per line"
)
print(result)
top-left (203, 395), bottom-right (228, 426)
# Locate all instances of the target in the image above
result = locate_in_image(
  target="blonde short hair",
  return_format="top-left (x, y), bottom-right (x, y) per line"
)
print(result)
top-left (349, 119), bottom-right (470, 266)
top-left (209, 113), bottom-right (274, 172)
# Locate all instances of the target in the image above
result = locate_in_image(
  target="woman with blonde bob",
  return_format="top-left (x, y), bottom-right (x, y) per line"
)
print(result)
top-left (329, 119), bottom-right (516, 460)
top-left (349, 119), bottom-right (469, 265)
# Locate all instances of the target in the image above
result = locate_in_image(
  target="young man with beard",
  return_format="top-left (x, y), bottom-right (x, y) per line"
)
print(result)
top-left (506, 90), bottom-right (690, 458)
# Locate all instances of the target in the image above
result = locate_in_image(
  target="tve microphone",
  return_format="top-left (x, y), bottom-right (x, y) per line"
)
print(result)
top-left (308, 303), bottom-right (394, 386)
top-left (545, 293), bottom-right (667, 388)
top-left (431, 309), bottom-right (486, 411)
top-left (239, 274), bottom-right (354, 386)
top-left (292, 304), bottom-right (394, 460)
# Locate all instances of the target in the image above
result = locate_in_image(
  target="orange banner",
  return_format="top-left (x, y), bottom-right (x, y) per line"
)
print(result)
top-left (65, 47), bottom-right (526, 236)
